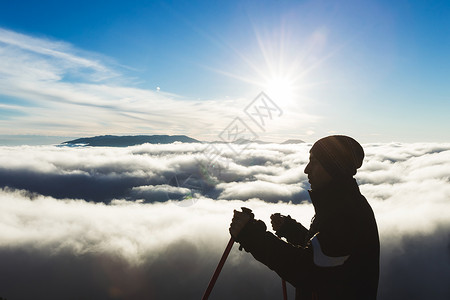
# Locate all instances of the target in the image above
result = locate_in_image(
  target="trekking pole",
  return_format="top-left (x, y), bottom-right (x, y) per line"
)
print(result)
top-left (201, 207), bottom-right (253, 300)
top-left (201, 236), bottom-right (235, 300)
top-left (273, 218), bottom-right (288, 300)
top-left (282, 278), bottom-right (288, 300)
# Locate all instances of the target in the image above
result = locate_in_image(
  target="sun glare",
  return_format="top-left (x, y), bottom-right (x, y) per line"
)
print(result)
top-left (265, 76), bottom-right (296, 105)
top-left (208, 21), bottom-right (331, 110)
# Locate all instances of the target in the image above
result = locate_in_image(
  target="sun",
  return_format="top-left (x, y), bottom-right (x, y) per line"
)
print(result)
top-left (206, 22), bottom-right (331, 109)
top-left (264, 75), bottom-right (296, 105)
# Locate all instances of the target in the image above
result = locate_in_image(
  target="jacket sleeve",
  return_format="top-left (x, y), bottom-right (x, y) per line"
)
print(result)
top-left (275, 215), bottom-right (309, 246)
top-left (236, 219), bottom-right (315, 288)
top-left (236, 219), bottom-right (352, 291)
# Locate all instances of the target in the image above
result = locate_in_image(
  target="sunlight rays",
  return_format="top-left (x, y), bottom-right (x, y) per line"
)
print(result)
top-left (207, 20), bottom-right (340, 109)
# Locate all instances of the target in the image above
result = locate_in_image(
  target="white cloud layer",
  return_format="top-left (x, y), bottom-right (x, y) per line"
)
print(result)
top-left (0, 142), bottom-right (449, 299)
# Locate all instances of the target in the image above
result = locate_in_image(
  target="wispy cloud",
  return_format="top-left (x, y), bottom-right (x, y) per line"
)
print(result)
top-left (0, 28), bottom-right (249, 139)
top-left (0, 27), bottom-right (318, 141)
top-left (0, 28), bottom-right (116, 81)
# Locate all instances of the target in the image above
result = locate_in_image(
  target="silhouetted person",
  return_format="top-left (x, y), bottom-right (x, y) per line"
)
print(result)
top-left (230, 135), bottom-right (380, 299)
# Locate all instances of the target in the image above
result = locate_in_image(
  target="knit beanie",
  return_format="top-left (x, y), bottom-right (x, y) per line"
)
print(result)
top-left (310, 135), bottom-right (364, 178)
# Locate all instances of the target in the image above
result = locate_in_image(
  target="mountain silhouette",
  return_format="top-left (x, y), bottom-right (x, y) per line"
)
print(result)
top-left (62, 135), bottom-right (305, 147)
top-left (282, 139), bottom-right (305, 144)
top-left (62, 135), bottom-right (201, 147)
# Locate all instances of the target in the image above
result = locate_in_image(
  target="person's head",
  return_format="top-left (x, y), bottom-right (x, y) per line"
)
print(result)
top-left (304, 135), bottom-right (364, 190)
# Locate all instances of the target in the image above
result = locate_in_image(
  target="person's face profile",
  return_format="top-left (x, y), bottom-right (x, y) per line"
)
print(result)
top-left (304, 153), bottom-right (333, 190)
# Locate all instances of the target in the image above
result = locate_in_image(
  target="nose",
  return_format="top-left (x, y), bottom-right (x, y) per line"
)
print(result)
top-left (304, 162), bottom-right (310, 175)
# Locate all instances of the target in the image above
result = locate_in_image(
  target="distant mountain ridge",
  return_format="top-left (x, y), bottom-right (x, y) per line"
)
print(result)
top-left (62, 135), bottom-right (200, 147)
top-left (62, 135), bottom-right (305, 147)
top-left (282, 139), bottom-right (305, 144)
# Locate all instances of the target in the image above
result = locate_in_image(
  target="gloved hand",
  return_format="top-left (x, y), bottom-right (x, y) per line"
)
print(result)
top-left (270, 213), bottom-right (287, 232)
top-left (229, 207), bottom-right (254, 240)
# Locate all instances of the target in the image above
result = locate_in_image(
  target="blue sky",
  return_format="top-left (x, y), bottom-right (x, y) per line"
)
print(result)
top-left (0, 0), bottom-right (449, 144)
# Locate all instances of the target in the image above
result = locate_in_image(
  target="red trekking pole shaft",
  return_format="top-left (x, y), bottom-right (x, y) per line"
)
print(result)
top-left (282, 278), bottom-right (287, 300)
top-left (201, 236), bottom-right (235, 300)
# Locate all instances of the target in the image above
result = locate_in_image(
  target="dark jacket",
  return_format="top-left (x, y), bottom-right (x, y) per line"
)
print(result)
top-left (236, 178), bottom-right (380, 300)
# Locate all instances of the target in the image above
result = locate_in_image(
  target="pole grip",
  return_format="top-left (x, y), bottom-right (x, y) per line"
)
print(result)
top-left (201, 236), bottom-right (235, 300)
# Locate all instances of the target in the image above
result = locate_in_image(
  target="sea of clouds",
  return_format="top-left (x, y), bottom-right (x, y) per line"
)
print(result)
top-left (0, 142), bottom-right (449, 299)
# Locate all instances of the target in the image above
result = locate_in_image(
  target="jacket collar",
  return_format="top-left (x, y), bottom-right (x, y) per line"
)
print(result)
top-left (308, 177), bottom-right (360, 215)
